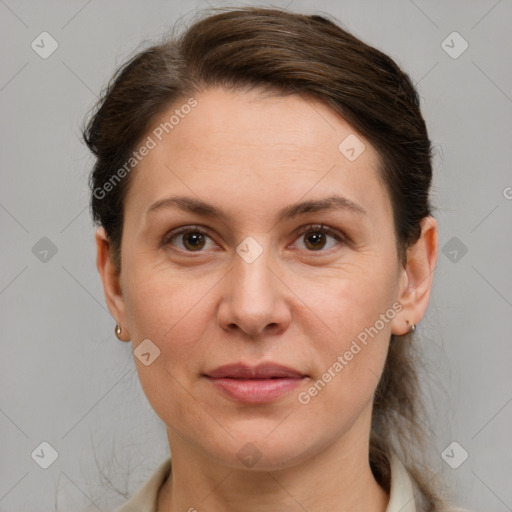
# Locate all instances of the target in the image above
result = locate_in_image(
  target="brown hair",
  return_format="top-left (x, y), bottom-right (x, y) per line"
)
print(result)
top-left (83, 7), bottom-right (449, 509)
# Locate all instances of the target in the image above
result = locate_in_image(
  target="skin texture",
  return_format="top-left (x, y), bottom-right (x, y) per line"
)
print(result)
top-left (96, 87), bottom-right (438, 512)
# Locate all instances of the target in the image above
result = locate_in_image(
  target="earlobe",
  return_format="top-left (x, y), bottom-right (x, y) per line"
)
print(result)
top-left (391, 216), bottom-right (439, 336)
top-left (95, 227), bottom-right (130, 341)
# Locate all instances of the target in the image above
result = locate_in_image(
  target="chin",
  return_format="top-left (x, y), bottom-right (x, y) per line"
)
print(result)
top-left (203, 426), bottom-right (319, 472)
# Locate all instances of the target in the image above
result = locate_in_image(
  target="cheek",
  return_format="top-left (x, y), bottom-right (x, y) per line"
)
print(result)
top-left (295, 258), bottom-right (398, 348)
top-left (122, 263), bottom-right (218, 343)
top-left (299, 264), bottom-right (397, 399)
top-left (122, 268), bottom-right (220, 426)
top-left (121, 263), bottom-right (231, 397)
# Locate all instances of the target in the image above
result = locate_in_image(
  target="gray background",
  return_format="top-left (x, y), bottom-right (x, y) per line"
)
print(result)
top-left (1, 0), bottom-right (511, 511)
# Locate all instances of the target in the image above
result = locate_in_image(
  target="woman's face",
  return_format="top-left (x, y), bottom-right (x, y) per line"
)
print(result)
top-left (99, 87), bottom-right (434, 470)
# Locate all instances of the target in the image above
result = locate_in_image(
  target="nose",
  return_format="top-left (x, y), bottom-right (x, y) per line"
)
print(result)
top-left (217, 243), bottom-right (291, 338)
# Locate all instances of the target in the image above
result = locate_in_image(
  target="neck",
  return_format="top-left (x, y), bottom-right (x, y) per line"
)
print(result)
top-left (157, 408), bottom-right (389, 512)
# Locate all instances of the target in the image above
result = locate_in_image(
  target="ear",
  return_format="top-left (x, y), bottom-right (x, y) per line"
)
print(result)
top-left (391, 216), bottom-right (439, 335)
top-left (95, 227), bottom-right (130, 341)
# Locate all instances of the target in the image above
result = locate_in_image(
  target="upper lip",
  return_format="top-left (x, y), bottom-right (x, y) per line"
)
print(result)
top-left (204, 363), bottom-right (306, 379)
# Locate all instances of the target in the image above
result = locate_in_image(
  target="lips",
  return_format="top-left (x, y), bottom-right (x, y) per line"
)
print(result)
top-left (204, 363), bottom-right (307, 404)
top-left (204, 363), bottom-right (306, 380)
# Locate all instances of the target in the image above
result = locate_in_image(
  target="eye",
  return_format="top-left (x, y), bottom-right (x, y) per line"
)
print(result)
top-left (163, 226), bottom-right (217, 252)
top-left (163, 224), bottom-right (345, 254)
top-left (293, 224), bottom-right (345, 252)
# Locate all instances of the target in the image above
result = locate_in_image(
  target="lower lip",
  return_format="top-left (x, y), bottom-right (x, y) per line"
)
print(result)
top-left (206, 377), bottom-right (305, 404)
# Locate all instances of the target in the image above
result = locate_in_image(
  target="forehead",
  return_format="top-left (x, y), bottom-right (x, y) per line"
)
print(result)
top-left (151, 87), bottom-right (372, 161)
top-left (124, 87), bottom-right (391, 224)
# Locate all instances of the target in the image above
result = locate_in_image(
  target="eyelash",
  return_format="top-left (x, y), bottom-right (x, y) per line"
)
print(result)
top-left (162, 224), bottom-right (347, 253)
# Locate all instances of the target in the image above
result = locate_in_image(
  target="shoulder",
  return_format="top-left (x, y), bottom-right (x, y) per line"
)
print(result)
top-left (388, 453), bottom-right (469, 512)
top-left (112, 457), bottom-right (172, 512)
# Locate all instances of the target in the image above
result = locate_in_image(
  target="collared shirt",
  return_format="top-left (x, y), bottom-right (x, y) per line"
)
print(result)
top-left (112, 452), bottom-right (448, 512)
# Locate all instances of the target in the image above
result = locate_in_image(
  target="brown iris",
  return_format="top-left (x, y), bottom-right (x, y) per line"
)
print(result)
top-left (304, 231), bottom-right (327, 250)
top-left (182, 232), bottom-right (206, 251)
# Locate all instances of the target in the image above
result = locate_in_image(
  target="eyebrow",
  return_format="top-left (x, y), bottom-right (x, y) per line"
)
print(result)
top-left (146, 194), bottom-right (367, 221)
